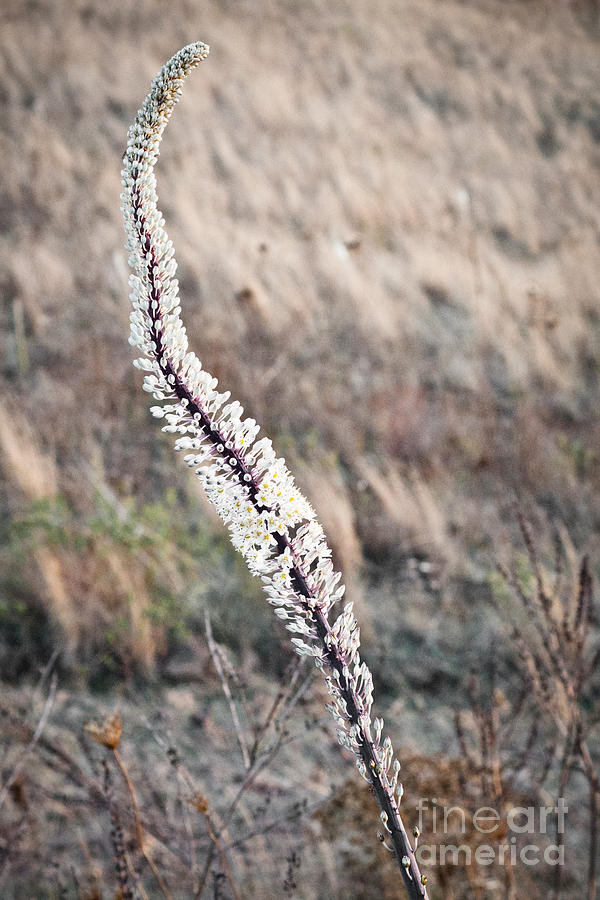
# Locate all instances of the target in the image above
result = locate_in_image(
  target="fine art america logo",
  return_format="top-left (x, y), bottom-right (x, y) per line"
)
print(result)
top-left (414, 798), bottom-right (567, 867)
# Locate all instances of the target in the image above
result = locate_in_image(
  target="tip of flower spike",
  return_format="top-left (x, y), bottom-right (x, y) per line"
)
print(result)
top-left (176, 42), bottom-right (210, 63)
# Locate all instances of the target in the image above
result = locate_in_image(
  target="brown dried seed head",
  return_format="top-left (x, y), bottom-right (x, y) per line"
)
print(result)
top-left (190, 792), bottom-right (209, 815)
top-left (85, 712), bottom-right (123, 749)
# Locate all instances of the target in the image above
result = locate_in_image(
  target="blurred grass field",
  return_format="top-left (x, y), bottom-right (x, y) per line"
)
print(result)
top-left (0, 0), bottom-right (599, 896)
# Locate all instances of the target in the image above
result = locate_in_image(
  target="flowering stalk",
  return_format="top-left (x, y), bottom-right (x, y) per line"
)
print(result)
top-left (121, 43), bottom-right (428, 899)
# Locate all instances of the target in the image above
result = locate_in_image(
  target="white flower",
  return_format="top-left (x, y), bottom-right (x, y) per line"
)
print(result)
top-left (121, 44), bottom-right (426, 896)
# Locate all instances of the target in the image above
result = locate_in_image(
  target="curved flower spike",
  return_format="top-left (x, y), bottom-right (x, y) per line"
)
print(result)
top-left (120, 43), bottom-right (428, 899)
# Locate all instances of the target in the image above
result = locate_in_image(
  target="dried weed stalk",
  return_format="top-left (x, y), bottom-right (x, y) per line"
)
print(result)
top-left (102, 759), bottom-right (136, 900)
top-left (497, 515), bottom-right (599, 900)
top-left (87, 712), bottom-right (172, 899)
top-left (0, 673), bottom-right (57, 812)
top-left (454, 670), bottom-right (553, 899)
